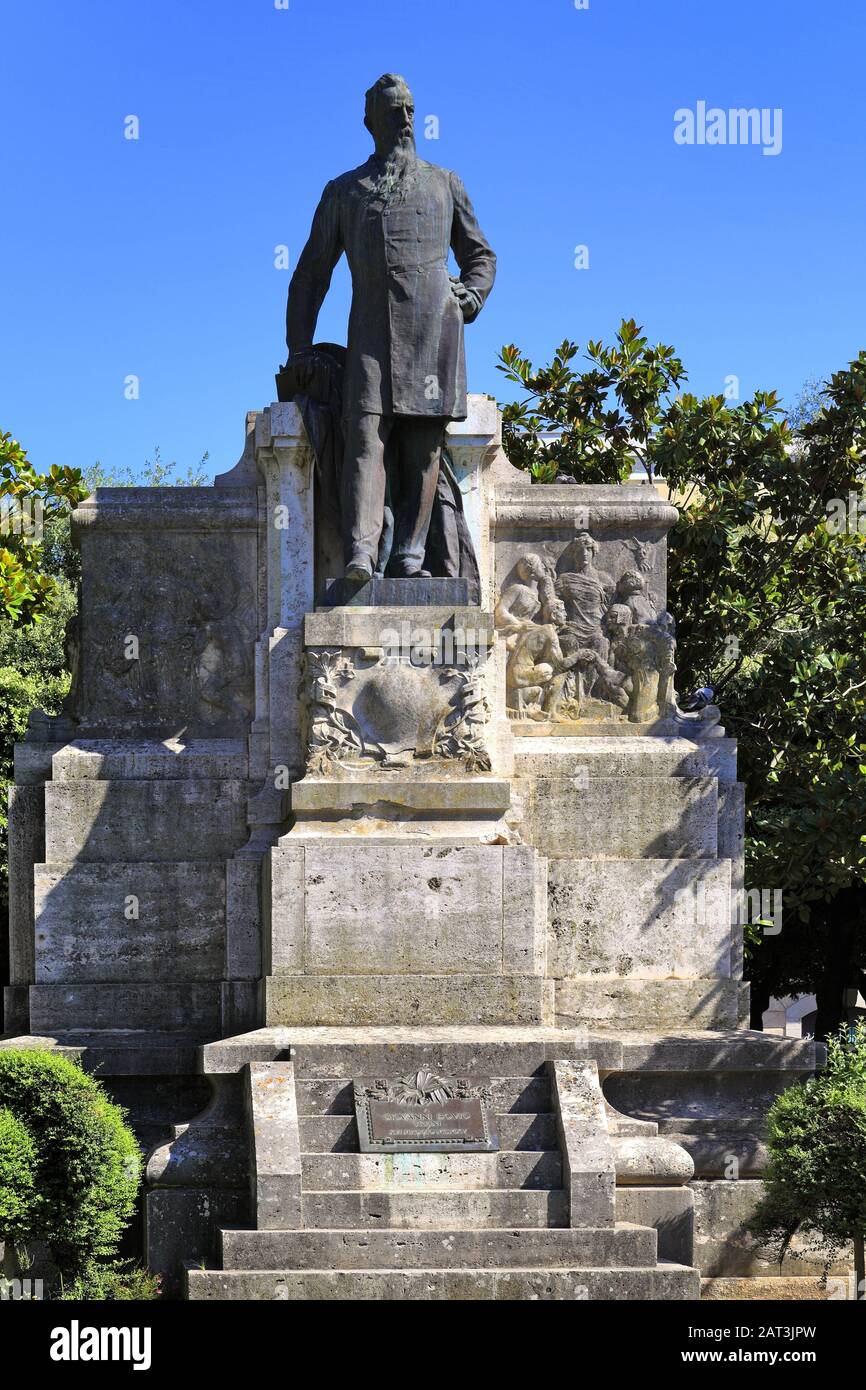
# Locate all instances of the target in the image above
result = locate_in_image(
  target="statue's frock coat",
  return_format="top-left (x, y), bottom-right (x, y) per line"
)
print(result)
top-left (287, 157), bottom-right (496, 420)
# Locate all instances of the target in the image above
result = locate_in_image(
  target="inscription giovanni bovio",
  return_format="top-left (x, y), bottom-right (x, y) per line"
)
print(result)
top-left (353, 1069), bottom-right (499, 1153)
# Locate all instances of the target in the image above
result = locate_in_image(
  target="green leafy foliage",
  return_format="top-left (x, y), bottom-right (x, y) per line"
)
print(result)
top-left (498, 319), bottom-right (686, 483)
top-left (56, 1260), bottom-right (162, 1301)
top-left (747, 1022), bottom-right (866, 1282)
top-left (0, 1048), bottom-right (141, 1278)
top-left (0, 1106), bottom-right (37, 1240)
top-left (0, 432), bottom-right (86, 626)
top-left (87, 443), bottom-right (211, 490)
top-left (498, 324), bottom-right (866, 1030)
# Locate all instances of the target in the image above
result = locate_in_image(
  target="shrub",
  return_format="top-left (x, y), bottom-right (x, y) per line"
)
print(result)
top-left (748, 1021), bottom-right (866, 1295)
top-left (57, 1260), bottom-right (162, 1301)
top-left (0, 1048), bottom-right (141, 1277)
top-left (0, 1106), bottom-right (37, 1242)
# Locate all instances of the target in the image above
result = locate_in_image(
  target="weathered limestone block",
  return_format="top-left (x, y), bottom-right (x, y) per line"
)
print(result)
top-left (615, 1186), bottom-right (695, 1265)
top-left (33, 862), bottom-right (225, 982)
top-left (6, 784), bottom-right (43, 993)
top-left (701, 1276), bottom-right (831, 1301)
top-left (200, 1025), bottom-right (589, 1078)
top-left (602, 1035), bottom-right (819, 1157)
top-left (504, 844), bottom-right (548, 975)
top-left (547, 859), bottom-right (732, 980)
top-left (217, 1224), bottom-right (654, 1271)
top-left (301, 1189), bottom-right (568, 1229)
top-left (225, 856), bottom-right (262, 980)
top-left (290, 776), bottom-right (510, 819)
top-left (557, 978), bottom-right (741, 1031)
top-left (49, 738), bottom-right (249, 782)
top-left (512, 734), bottom-right (714, 779)
top-left (264, 975), bottom-right (554, 1028)
top-left (244, 1061), bottom-right (301, 1230)
top-left (302, 844), bottom-right (502, 975)
top-left (267, 842), bottom-right (544, 979)
top-left (718, 780), bottom-right (746, 979)
top-left (524, 776), bottom-right (719, 859)
top-left (72, 487), bottom-right (258, 740)
top-left (300, 1149), bottom-right (561, 1192)
top-left (186, 1265), bottom-right (700, 1301)
top-left (43, 779), bottom-right (249, 863)
top-left (690, 1179), bottom-right (851, 1279)
top-left (551, 1059), bottom-right (617, 1228)
top-left (29, 982), bottom-right (223, 1033)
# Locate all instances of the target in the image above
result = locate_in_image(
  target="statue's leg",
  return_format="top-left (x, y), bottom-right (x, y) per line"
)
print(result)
top-left (387, 417), bottom-right (446, 577)
top-left (543, 672), bottom-right (568, 717)
top-left (341, 411), bottom-right (391, 576)
top-left (424, 465), bottom-right (461, 577)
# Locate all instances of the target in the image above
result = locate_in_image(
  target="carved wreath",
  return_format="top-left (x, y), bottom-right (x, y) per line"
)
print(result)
top-left (355, 1069), bottom-right (492, 1108)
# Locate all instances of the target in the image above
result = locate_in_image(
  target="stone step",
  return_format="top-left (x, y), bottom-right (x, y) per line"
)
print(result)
top-left (43, 779), bottom-right (249, 863)
top-left (299, 1111), bottom-right (556, 1153)
top-left (300, 1188), bottom-right (568, 1230)
top-left (186, 1262), bottom-right (700, 1301)
top-left (264, 975), bottom-right (554, 1028)
top-left (524, 776), bottom-right (718, 859)
top-left (201, 1026), bottom-right (594, 1079)
top-left (296, 1074), bottom-right (551, 1115)
top-left (300, 1149), bottom-right (562, 1192)
top-left (33, 861), bottom-right (225, 983)
top-left (218, 1224), bottom-right (657, 1271)
top-left (29, 982), bottom-right (222, 1033)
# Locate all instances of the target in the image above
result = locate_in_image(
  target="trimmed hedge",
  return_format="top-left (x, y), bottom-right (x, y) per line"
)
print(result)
top-left (0, 1106), bottom-right (37, 1240)
top-left (0, 1048), bottom-right (141, 1275)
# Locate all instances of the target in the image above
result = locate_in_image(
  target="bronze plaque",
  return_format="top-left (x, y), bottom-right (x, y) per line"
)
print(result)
top-left (353, 1068), bottom-right (499, 1153)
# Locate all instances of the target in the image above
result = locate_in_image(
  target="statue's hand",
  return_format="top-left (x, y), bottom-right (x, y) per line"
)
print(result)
top-left (449, 276), bottom-right (481, 322)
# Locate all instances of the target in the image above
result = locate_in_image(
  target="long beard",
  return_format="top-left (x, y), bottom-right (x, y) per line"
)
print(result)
top-left (368, 142), bottom-right (418, 207)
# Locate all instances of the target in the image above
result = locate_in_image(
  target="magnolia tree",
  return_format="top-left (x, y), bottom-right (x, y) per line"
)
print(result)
top-left (0, 431), bottom-right (85, 626)
top-left (498, 324), bottom-right (866, 1035)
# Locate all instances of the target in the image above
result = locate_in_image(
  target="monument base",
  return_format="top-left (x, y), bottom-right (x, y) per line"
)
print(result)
top-left (133, 1024), bottom-right (818, 1302)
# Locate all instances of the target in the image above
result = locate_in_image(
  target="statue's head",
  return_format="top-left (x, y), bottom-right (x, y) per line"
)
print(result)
top-left (617, 569), bottom-right (645, 597)
top-left (364, 73), bottom-right (415, 148)
top-left (571, 531), bottom-right (598, 566)
top-left (517, 554), bottom-right (547, 583)
top-left (546, 599), bottom-right (568, 626)
top-left (606, 603), bottom-right (632, 637)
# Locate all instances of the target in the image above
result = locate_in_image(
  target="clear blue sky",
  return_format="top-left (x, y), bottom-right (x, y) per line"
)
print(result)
top-left (2, 0), bottom-right (864, 481)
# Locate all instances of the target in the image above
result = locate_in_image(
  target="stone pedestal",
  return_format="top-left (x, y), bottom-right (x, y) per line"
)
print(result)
top-left (0, 395), bottom-right (821, 1302)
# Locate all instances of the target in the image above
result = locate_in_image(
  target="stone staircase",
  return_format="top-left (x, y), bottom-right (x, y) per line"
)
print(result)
top-left (184, 1031), bottom-right (700, 1300)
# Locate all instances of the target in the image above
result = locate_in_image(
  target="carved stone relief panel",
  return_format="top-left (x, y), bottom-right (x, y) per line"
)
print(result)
top-left (302, 637), bottom-right (493, 777)
top-left (495, 529), bottom-right (702, 727)
top-left (77, 530), bottom-right (257, 737)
